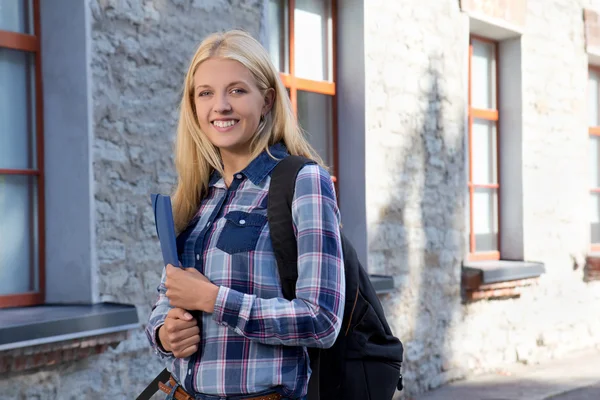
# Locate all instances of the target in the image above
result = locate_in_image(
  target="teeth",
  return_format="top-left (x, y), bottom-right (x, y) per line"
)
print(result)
top-left (213, 120), bottom-right (237, 128)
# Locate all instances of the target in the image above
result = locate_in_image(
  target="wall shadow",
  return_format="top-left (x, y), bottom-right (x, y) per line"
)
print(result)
top-left (369, 65), bottom-right (466, 399)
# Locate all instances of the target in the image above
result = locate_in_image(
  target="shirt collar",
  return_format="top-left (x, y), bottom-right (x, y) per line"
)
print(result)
top-left (208, 142), bottom-right (288, 187)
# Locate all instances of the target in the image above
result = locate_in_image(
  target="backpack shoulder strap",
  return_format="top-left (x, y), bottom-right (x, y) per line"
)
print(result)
top-left (267, 154), bottom-right (321, 400)
top-left (267, 155), bottom-right (314, 300)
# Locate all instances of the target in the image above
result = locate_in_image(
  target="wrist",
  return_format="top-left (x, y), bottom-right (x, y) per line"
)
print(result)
top-left (157, 325), bottom-right (171, 352)
top-left (205, 284), bottom-right (220, 313)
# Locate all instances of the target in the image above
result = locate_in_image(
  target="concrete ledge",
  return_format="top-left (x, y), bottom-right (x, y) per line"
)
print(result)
top-left (463, 260), bottom-right (545, 284)
top-left (462, 260), bottom-right (545, 301)
top-left (0, 303), bottom-right (139, 351)
top-left (369, 274), bottom-right (395, 295)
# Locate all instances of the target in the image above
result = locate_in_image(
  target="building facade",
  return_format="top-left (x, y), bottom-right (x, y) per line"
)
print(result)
top-left (1, 0), bottom-right (600, 398)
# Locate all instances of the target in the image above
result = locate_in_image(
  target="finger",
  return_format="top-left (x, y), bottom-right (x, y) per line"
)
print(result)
top-left (166, 296), bottom-right (194, 312)
top-left (166, 264), bottom-right (177, 277)
top-left (171, 325), bottom-right (200, 342)
top-left (164, 319), bottom-right (198, 337)
top-left (171, 332), bottom-right (201, 352)
top-left (175, 344), bottom-right (198, 359)
top-left (166, 307), bottom-right (194, 321)
top-left (164, 318), bottom-right (198, 336)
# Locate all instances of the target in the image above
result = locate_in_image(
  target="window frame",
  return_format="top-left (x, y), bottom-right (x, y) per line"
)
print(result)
top-left (0, 0), bottom-right (45, 308)
top-left (589, 66), bottom-right (600, 252)
top-left (467, 35), bottom-right (501, 261)
top-left (276, 0), bottom-right (339, 184)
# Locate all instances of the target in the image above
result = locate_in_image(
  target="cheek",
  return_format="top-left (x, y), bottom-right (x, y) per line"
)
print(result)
top-left (193, 101), bottom-right (209, 124)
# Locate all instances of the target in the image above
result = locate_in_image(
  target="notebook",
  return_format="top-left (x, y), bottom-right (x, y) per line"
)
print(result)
top-left (150, 193), bottom-right (179, 268)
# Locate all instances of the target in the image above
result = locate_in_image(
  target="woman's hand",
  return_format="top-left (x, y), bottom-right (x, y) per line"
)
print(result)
top-left (164, 264), bottom-right (220, 313)
top-left (158, 308), bottom-right (200, 358)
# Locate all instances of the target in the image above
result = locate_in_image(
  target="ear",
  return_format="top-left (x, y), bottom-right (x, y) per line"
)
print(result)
top-left (262, 88), bottom-right (275, 115)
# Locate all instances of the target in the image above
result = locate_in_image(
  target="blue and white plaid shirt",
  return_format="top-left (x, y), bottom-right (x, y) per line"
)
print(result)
top-left (146, 143), bottom-right (345, 399)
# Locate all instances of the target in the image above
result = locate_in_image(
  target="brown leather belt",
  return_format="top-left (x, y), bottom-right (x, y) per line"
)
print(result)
top-left (158, 376), bottom-right (283, 400)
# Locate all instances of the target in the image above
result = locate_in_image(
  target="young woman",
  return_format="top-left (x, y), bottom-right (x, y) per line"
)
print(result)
top-left (145, 30), bottom-right (345, 400)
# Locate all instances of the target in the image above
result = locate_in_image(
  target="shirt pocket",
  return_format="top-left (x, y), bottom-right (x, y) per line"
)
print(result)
top-left (216, 211), bottom-right (268, 255)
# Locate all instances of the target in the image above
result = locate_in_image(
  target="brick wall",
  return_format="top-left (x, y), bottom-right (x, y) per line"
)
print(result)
top-left (0, 332), bottom-right (129, 375)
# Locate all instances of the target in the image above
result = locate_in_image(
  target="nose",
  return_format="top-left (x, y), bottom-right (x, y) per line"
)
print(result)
top-left (213, 93), bottom-right (232, 114)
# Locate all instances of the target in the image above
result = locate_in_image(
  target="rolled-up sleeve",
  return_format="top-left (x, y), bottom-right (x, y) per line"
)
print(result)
top-left (212, 164), bottom-right (345, 348)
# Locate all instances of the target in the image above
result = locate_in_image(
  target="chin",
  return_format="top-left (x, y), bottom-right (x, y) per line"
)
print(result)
top-left (210, 136), bottom-right (252, 153)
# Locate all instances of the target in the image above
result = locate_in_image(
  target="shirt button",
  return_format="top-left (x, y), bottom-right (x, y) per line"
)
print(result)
top-left (235, 174), bottom-right (243, 179)
top-left (196, 254), bottom-right (200, 261)
top-left (188, 369), bottom-right (192, 375)
top-left (239, 219), bottom-right (246, 225)
top-left (206, 221), bottom-right (211, 228)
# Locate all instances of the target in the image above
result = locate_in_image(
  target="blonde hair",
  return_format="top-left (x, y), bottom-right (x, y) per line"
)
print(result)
top-left (172, 30), bottom-right (323, 232)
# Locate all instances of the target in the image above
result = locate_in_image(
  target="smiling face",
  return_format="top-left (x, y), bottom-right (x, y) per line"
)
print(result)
top-left (193, 58), bottom-right (273, 156)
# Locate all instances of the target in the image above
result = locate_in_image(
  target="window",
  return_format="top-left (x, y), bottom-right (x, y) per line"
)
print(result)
top-left (467, 36), bottom-right (500, 261)
top-left (268, 0), bottom-right (337, 180)
top-left (589, 67), bottom-right (600, 250)
top-left (0, 0), bottom-right (44, 308)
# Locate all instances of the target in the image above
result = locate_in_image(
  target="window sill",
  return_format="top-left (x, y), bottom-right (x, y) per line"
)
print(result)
top-left (369, 274), bottom-right (395, 295)
top-left (0, 302), bottom-right (138, 374)
top-left (462, 260), bottom-right (545, 301)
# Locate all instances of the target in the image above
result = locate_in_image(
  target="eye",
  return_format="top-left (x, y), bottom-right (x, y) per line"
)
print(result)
top-left (198, 90), bottom-right (212, 97)
top-left (231, 88), bottom-right (247, 95)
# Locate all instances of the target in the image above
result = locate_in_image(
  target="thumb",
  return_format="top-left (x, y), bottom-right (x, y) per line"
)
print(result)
top-left (172, 307), bottom-right (193, 321)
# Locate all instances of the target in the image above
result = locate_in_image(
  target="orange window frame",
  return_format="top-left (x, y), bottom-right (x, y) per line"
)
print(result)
top-left (0, 0), bottom-right (45, 308)
top-left (467, 35), bottom-right (500, 261)
top-left (590, 66), bottom-right (600, 252)
top-left (279, 0), bottom-right (338, 184)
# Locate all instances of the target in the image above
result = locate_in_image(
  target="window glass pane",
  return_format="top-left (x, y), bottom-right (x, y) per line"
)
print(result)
top-left (0, 48), bottom-right (37, 170)
top-left (294, 0), bottom-right (332, 82)
top-left (472, 119), bottom-right (497, 184)
top-left (471, 39), bottom-right (496, 109)
top-left (297, 90), bottom-right (334, 169)
top-left (591, 193), bottom-right (600, 244)
top-left (473, 187), bottom-right (498, 252)
top-left (0, 0), bottom-right (33, 34)
top-left (590, 136), bottom-right (600, 188)
top-left (589, 69), bottom-right (600, 127)
top-left (0, 174), bottom-right (38, 295)
top-left (268, 0), bottom-right (289, 73)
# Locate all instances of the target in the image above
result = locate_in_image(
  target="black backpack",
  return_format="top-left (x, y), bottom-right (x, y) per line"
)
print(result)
top-left (267, 155), bottom-right (404, 400)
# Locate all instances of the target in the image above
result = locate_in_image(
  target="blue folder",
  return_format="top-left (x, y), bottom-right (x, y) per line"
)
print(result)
top-left (151, 193), bottom-right (179, 268)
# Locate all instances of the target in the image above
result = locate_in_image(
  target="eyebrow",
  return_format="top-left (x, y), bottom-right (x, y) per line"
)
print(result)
top-left (195, 81), bottom-right (250, 91)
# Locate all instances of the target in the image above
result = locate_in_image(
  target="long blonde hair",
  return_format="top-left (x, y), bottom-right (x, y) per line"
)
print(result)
top-left (172, 30), bottom-right (323, 232)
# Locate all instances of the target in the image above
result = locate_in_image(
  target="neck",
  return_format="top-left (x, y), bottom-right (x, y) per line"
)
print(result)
top-left (220, 148), bottom-right (253, 185)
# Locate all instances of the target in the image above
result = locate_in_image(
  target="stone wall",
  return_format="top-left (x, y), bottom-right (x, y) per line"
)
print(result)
top-left (364, 0), bottom-right (468, 397)
top-left (91, 0), bottom-right (263, 397)
top-left (3, 0), bottom-right (600, 399)
top-left (363, 0), bottom-right (600, 398)
top-left (0, 1), bottom-right (263, 399)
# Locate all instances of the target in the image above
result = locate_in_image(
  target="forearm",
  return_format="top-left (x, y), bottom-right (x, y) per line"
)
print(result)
top-left (212, 285), bottom-right (343, 347)
top-left (145, 267), bottom-right (175, 358)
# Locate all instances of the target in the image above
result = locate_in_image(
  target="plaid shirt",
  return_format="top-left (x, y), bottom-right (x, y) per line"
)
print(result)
top-left (145, 143), bottom-right (345, 399)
